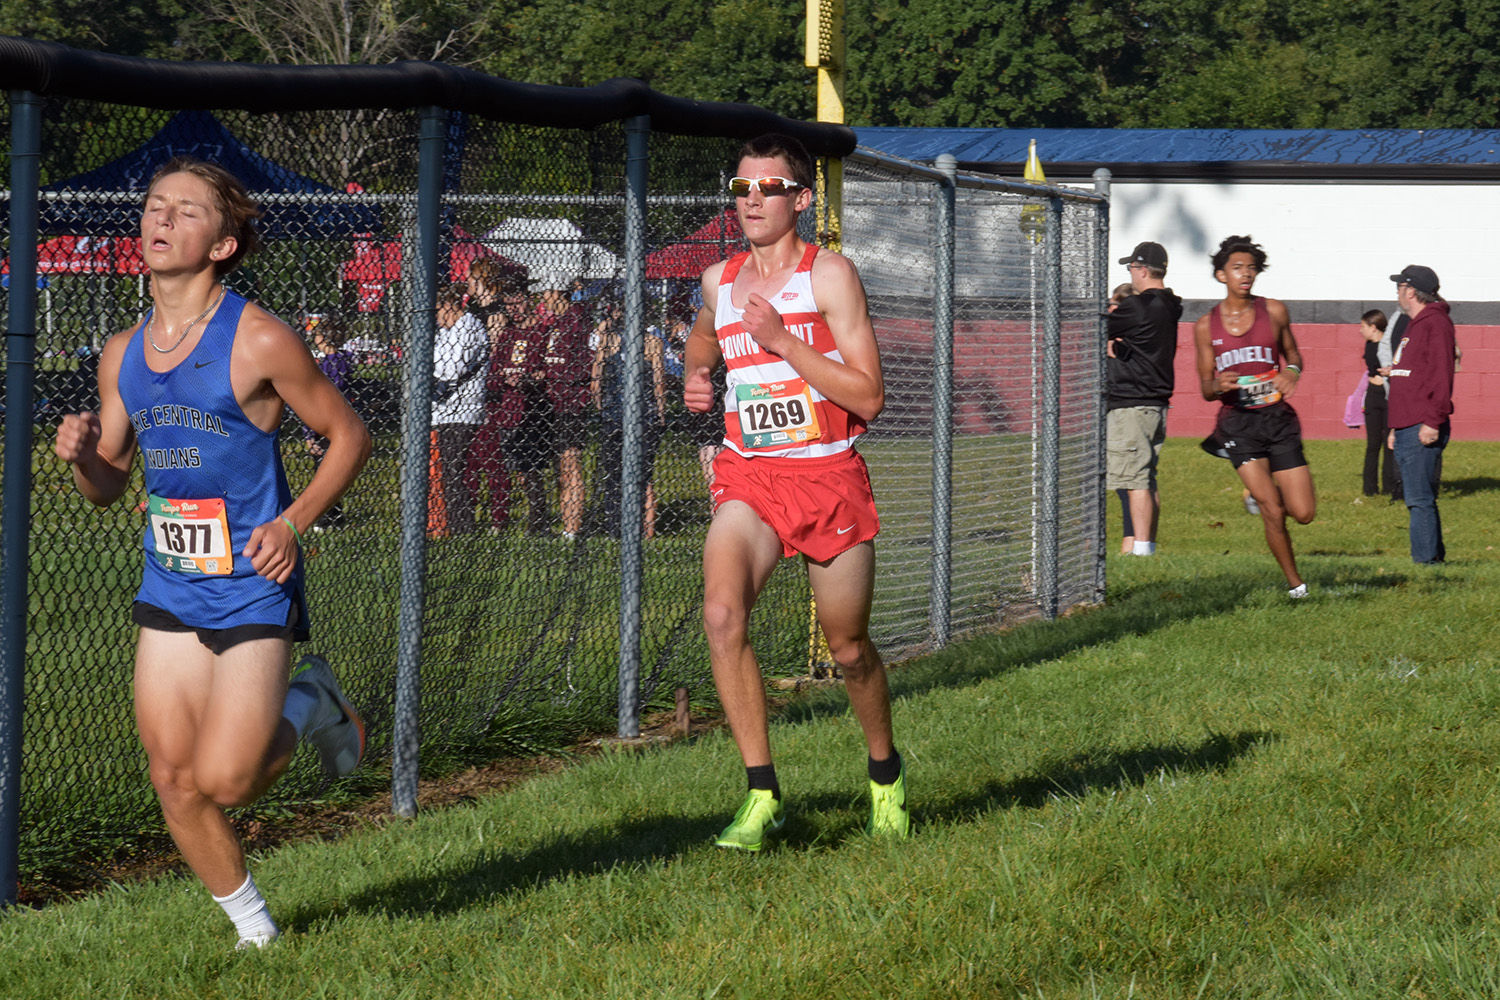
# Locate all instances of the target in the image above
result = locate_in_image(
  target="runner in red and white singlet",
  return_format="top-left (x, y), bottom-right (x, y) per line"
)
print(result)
top-left (714, 242), bottom-right (864, 460)
top-left (682, 133), bottom-right (908, 850)
top-left (709, 240), bottom-right (880, 561)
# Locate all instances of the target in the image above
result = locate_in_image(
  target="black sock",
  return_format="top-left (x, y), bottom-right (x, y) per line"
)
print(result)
top-left (868, 748), bottom-right (902, 786)
top-left (746, 764), bottom-right (780, 800)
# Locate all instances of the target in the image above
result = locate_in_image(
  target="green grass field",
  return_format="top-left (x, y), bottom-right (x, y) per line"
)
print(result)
top-left (4, 437), bottom-right (1499, 998)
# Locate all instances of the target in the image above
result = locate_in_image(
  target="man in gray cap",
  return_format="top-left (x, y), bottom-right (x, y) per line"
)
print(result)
top-left (1386, 265), bottom-right (1456, 564)
top-left (1106, 241), bottom-right (1182, 555)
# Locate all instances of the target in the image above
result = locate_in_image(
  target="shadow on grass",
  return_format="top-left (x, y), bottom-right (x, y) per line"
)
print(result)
top-left (782, 570), bottom-right (1408, 729)
top-left (306, 731), bottom-right (1271, 930)
top-left (1440, 477), bottom-right (1500, 499)
top-left (305, 810), bottom-right (727, 928)
top-left (773, 730), bottom-right (1276, 847)
top-left (891, 729), bottom-right (1275, 835)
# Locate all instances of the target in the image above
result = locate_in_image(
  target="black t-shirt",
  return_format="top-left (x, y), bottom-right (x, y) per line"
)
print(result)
top-left (1106, 287), bottom-right (1183, 409)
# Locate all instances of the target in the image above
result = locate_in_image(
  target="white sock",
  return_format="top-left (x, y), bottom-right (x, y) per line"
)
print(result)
top-left (1132, 541), bottom-right (1156, 556)
top-left (281, 684), bottom-right (321, 739)
top-left (212, 872), bottom-right (280, 947)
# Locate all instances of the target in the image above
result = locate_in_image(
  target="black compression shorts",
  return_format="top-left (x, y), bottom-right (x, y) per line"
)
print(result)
top-left (1214, 402), bottom-right (1307, 472)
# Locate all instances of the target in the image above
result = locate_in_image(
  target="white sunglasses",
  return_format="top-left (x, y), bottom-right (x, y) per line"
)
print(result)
top-left (728, 176), bottom-right (804, 198)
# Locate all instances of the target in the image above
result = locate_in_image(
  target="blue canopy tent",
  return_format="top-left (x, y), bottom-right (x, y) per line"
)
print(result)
top-left (39, 109), bottom-right (381, 236)
top-left (13, 111), bottom-right (390, 355)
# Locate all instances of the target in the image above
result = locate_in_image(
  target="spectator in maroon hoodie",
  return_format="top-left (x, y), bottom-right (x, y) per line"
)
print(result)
top-left (1386, 265), bottom-right (1457, 565)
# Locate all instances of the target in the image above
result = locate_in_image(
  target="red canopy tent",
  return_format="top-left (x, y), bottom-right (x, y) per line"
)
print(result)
top-left (2, 234), bottom-right (147, 277)
top-left (338, 224), bottom-right (529, 313)
top-left (0, 235), bottom-right (149, 349)
top-left (340, 234), bottom-right (404, 313)
top-left (645, 209), bottom-right (744, 279)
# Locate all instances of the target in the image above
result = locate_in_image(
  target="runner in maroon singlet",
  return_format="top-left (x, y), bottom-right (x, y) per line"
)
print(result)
top-left (1193, 235), bottom-right (1316, 598)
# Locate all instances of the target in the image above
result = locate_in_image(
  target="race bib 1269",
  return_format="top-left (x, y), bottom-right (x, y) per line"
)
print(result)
top-left (147, 494), bottom-right (233, 575)
top-left (734, 379), bottom-right (823, 451)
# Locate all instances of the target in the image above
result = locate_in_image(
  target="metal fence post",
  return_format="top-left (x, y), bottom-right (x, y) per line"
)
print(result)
top-left (1092, 169), bottom-right (1112, 604)
top-left (1039, 196), bottom-right (1064, 620)
top-left (929, 154), bottom-right (957, 649)
top-left (1, 90), bottom-right (42, 908)
top-left (617, 115), bottom-right (649, 739)
top-left (391, 106), bottom-right (447, 818)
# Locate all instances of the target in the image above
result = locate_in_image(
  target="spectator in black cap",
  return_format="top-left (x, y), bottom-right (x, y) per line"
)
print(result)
top-left (1386, 265), bottom-right (1456, 564)
top-left (1106, 241), bottom-right (1182, 555)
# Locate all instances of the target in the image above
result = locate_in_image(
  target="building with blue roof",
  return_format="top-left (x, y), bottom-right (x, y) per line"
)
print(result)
top-left (856, 128), bottom-right (1500, 316)
top-left (856, 128), bottom-right (1500, 441)
top-left (856, 128), bottom-right (1500, 182)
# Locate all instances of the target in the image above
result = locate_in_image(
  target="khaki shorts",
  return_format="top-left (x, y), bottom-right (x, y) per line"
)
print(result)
top-left (1106, 405), bottom-right (1167, 491)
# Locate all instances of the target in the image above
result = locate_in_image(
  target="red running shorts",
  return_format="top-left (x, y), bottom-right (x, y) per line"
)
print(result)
top-left (710, 447), bottom-right (880, 562)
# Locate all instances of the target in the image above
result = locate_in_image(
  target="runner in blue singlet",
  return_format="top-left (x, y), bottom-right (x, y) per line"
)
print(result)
top-left (54, 156), bottom-right (372, 949)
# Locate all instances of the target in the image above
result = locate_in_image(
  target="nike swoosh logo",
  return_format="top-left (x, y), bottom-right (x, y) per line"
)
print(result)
top-left (837, 524), bottom-right (856, 535)
top-left (193, 360), bottom-right (216, 369)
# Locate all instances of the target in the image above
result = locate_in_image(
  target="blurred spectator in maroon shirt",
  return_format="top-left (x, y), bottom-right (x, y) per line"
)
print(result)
top-left (534, 279), bottom-right (593, 540)
top-left (465, 259), bottom-right (543, 531)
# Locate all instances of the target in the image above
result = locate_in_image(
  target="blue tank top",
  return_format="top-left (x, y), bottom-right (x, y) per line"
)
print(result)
top-left (118, 291), bottom-right (308, 632)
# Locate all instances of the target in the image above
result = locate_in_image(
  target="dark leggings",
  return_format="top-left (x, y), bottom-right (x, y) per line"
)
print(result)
top-left (1362, 388), bottom-right (1401, 497)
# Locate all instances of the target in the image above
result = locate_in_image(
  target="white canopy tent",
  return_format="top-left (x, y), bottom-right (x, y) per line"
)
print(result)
top-left (482, 217), bottom-right (619, 291)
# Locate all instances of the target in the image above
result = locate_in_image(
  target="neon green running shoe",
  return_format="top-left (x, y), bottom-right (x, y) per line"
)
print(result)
top-left (867, 765), bottom-right (910, 838)
top-left (714, 789), bottom-right (785, 852)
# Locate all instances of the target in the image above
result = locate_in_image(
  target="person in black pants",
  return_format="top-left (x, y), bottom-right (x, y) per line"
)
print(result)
top-left (1356, 308), bottom-right (1398, 500)
top-left (1358, 309), bottom-right (1401, 499)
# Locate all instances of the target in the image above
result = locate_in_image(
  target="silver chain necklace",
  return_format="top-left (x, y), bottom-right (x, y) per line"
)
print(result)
top-left (146, 286), bottom-right (226, 354)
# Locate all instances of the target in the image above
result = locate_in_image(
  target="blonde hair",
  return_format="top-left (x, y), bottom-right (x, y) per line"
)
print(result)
top-left (146, 156), bottom-right (263, 275)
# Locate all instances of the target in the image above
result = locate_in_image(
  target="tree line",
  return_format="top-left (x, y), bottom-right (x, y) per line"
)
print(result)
top-left (4, 0), bottom-right (1497, 128)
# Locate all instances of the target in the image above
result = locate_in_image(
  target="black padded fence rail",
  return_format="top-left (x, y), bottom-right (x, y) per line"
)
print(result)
top-left (0, 36), bottom-right (856, 154)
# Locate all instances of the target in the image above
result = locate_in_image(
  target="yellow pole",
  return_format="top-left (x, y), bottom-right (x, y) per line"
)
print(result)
top-left (1020, 138), bottom-right (1047, 244)
top-left (805, 0), bottom-right (845, 676)
top-left (804, 0), bottom-right (852, 677)
top-left (806, 0), bottom-right (845, 252)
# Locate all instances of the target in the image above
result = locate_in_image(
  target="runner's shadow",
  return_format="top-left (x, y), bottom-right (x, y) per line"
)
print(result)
top-left (775, 730), bottom-right (1275, 847)
top-left (916, 729), bottom-right (1274, 829)
top-left (289, 809), bottom-right (724, 929)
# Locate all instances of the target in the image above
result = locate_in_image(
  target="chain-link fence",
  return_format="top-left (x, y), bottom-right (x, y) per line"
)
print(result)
top-left (841, 153), bottom-right (1110, 660)
top-left (0, 42), bottom-right (1108, 894)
